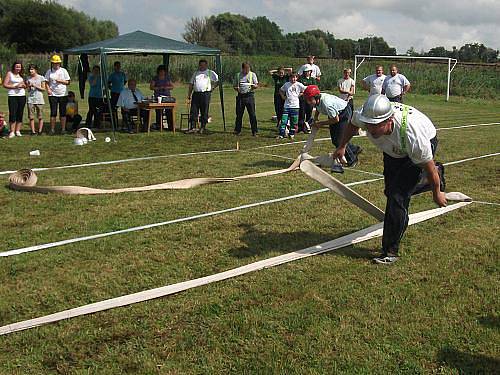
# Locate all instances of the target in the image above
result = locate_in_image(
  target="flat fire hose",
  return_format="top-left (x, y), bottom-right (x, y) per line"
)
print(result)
top-left (0, 201), bottom-right (472, 336)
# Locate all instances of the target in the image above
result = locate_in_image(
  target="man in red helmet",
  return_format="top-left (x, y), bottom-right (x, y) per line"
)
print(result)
top-left (303, 85), bottom-right (361, 173)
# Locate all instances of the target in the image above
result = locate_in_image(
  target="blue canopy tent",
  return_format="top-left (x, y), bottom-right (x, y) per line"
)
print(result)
top-left (63, 30), bottom-right (226, 140)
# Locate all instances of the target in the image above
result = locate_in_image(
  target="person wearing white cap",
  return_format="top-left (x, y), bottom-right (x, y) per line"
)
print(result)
top-left (333, 95), bottom-right (446, 265)
top-left (297, 55), bottom-right (321, 82)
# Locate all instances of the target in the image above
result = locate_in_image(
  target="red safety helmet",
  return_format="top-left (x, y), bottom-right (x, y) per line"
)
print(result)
top-left (303, 85), bottom-right (321, 99)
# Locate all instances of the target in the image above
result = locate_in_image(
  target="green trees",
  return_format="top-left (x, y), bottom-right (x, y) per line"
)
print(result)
top-left (0, 0), bottom-right (118, 53)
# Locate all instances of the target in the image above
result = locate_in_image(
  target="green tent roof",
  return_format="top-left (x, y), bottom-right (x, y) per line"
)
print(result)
top-left (64, 30), bottom-right (220, 56)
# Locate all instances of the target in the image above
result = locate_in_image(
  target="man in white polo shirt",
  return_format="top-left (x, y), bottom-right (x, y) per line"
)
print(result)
top-left (333, 95), bottom-right (446, 265)
top-left (187, 59), bottom-right (219, 134)
top-left (362, 65), bottom-right (386, 96)
top-left (338, 67), bottom-right (355, 112)
top-left (298, 55), bottom-right (321, 82)
top-left (382, 64), bottom-right (411, 103)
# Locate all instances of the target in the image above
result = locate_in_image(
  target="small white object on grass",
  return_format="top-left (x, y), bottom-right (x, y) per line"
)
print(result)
top-left (105, 137), bottom-right (111, 143)
top-left (29, 150), bottom-right (40, 156)
top-left (74, 138), bottom-right (85, 146)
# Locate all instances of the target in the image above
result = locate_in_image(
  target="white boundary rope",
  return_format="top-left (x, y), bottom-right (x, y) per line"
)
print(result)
top-left (0, 149), bottom-right (237, 176)
top-left (0, 202), bottom-right (472, 336)
top-left (1, 151), bottom-right (497, 258)
top-left (0, 122), bottom-right (497, 176)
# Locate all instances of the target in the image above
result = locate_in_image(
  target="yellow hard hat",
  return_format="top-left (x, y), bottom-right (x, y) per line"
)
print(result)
top-left (50, 55), bottom-right (62, 64)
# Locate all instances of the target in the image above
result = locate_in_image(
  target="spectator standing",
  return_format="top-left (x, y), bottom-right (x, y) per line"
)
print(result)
top-left (338, 68), bottom-right (355, 112)
top-left (150, 65), bottom-right (174, 130)
top-left (298, 66), bottom-right (315, 133)
top-left (298, 55), bottom-right (321, 82)
top-left (26, 64), bottom-right (46, 135)
top-left (362, 66), bottom-right (386, 96)
top-left (187, 59), bottom-right (219, 134)
top-left (108, 61), bottom-right (127, 108)
top-left (382, 65), bottom-right (411, 102)
top-left (2, 61), bottom-right (26, 138)
top-left (269, 66), bottom-right (292, 127)
top-left (85, 65), bottom-right (103, 129)
top-left (278, 73), bottom-right (306, 140)
top-left (233, 62), bottom-right (259, 136)
top-left (45, 54), bottom-right (70, 134)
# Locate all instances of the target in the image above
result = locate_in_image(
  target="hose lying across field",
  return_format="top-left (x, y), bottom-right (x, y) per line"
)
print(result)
top-left (7, 127), bottom-right (471, 222)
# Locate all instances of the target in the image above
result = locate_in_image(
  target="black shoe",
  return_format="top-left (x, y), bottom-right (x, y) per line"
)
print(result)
top-left (331, 163), bottom-right (344, 174)
top-left (346, 158), bottom-right (358, 168)
top-left (233, 131), bottom-right (241, 136)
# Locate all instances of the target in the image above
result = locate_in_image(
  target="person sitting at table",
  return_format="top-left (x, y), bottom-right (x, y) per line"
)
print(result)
top-left (150, 65), bottom-right (174, 131)
top-left (117, 79), bottom-right (147, 133)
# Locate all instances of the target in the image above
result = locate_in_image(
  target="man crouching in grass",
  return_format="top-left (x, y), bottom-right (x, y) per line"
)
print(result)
top-left (334, 95), bottom-right (446, 265)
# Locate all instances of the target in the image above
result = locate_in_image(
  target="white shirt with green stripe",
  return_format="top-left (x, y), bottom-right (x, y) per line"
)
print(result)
top-left (190, 69), bottom-right (219, 92)
top-left (235, 71), bottom-right (258, 94)
top-left (352, 103), bottom-right (437, 165)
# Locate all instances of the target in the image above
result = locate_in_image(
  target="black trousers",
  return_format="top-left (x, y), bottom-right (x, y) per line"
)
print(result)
top-left (235, 93), bottom-right (258, 134)
top-left (299, 96), bottom-right (313, 130)
top-left (189, 91), bottom-right (211, 129)
top-left (122, 108), bottom-right (148, 131)
top-left (388, 95), bottom-right (402, 103)
top-left (8, 96), bottom-right (26, 123)
top-left (274, 92), bottom-right (285, 124)
top-left (85, 97), bottom-right (103, 128)
top-left (328, 106), bottom-right (358, 164)
top-left (382, 136), bottom-right (442, 255)
top-left (66, 114), bottom-right (82, 131)
top-left (110, 92), bottom-right (120, 108)
top-left (347, 98), bottom-right (354, 112)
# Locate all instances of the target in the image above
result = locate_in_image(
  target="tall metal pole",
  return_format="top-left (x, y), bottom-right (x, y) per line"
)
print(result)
top-left (446, 58), bottom-right (451, 102)
top-left (353, 55), bottom-right (357, 95)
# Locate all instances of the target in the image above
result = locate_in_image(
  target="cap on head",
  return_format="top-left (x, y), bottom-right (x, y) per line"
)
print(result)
top-left (50, 55), bottom-right (62, 64)
top-left (303, 85), bottom-right (321, 99)
top-left (358, 95), bottom-right (394, 124)
top-left (303, 65), bottom-right (313, 72)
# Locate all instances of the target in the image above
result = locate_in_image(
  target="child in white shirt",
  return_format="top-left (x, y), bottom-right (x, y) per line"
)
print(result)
top-left (278, 74), bottom-right (306, 139)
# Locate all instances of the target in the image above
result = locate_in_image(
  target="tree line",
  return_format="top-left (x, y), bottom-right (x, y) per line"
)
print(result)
top-left (0, 0), bottom-right (118, 56)
top-left (183, 13), bottom-right (499, 63)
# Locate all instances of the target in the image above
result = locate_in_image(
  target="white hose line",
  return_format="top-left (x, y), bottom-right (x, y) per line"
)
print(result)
top-left (443, 152), bottom-right (500, 166)
top-left (0, 201), bottom-right (471, 336)
top-left (0, 122), bottom-right (497, 177)
top-left (1, 151), bottom-right (497, 258)
top-left (0, 149), bottom-right (237, 176)
top-left (0, 178), bottom-right (383, 258)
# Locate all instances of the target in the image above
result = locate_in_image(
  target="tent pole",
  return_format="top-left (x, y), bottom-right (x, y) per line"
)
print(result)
top-left (163, 54), bottom-right (170, 71)
top-left (100, 52), bottom-right (116, 142)
top-left (216, 54), bottom-right (226, 132)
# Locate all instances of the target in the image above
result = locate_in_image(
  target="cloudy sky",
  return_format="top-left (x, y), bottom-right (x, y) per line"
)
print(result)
top-left (57, 0), bottom-right (499, 53)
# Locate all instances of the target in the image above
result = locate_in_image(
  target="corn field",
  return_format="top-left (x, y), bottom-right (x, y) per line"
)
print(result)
top-left (5, 53), bottom-right (500, 98)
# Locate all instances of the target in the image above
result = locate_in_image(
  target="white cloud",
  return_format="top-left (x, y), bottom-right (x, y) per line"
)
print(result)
top-left (54, 0), bottom-right (500, 53)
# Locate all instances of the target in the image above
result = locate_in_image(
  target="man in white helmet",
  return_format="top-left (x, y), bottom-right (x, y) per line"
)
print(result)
top-left (333, 95), bottom-right (446, 265)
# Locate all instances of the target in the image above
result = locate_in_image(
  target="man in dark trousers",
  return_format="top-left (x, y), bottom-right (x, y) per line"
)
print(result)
top-left (187, 59), bottom-right (219, 134)
top-left (234, 62), bottom-right (259, 136)
top-left (334, 94), bottom-right (446, 264)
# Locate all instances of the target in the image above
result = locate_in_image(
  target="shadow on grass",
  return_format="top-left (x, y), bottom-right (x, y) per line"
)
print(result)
top-left (478, 315), bottom-right (500, 329)
top-left (245, 159), bottom-right (292, 169)
top-left (228, 223), bottom-right (376, 259)
top-left (437, 347), bottom-right (500, 374)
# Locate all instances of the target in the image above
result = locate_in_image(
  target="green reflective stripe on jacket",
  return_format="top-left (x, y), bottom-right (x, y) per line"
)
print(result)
top-left (400, 104), bottom-right (409, 152)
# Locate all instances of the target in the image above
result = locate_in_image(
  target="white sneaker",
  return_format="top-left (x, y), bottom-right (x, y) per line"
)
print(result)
top-left (289, 134), bottom-right (295, 140)
top-left (8, 132), bottom-right (15, 139)
top-left (373, 256), bottom-right (399, 265)
top-left (15, 131), bottom-right (22, 137)
top-left (276, 135), bottom-right (284, 140)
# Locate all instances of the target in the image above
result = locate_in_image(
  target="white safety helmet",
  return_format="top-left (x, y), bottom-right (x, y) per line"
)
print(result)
top-left (303, 65), bottom-right (313, 72)
top-left (358, 95), bottom-right (394, 124)
top-left (74, 137), bottom-right (85, 146)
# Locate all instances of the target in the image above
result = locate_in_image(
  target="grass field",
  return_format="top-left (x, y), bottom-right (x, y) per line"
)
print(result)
top-left (0, 84), bottom-right (499, 374)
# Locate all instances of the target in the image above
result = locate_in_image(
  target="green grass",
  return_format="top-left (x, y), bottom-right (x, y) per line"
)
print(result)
top-left (0, 85), bottom-right (499, 374)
